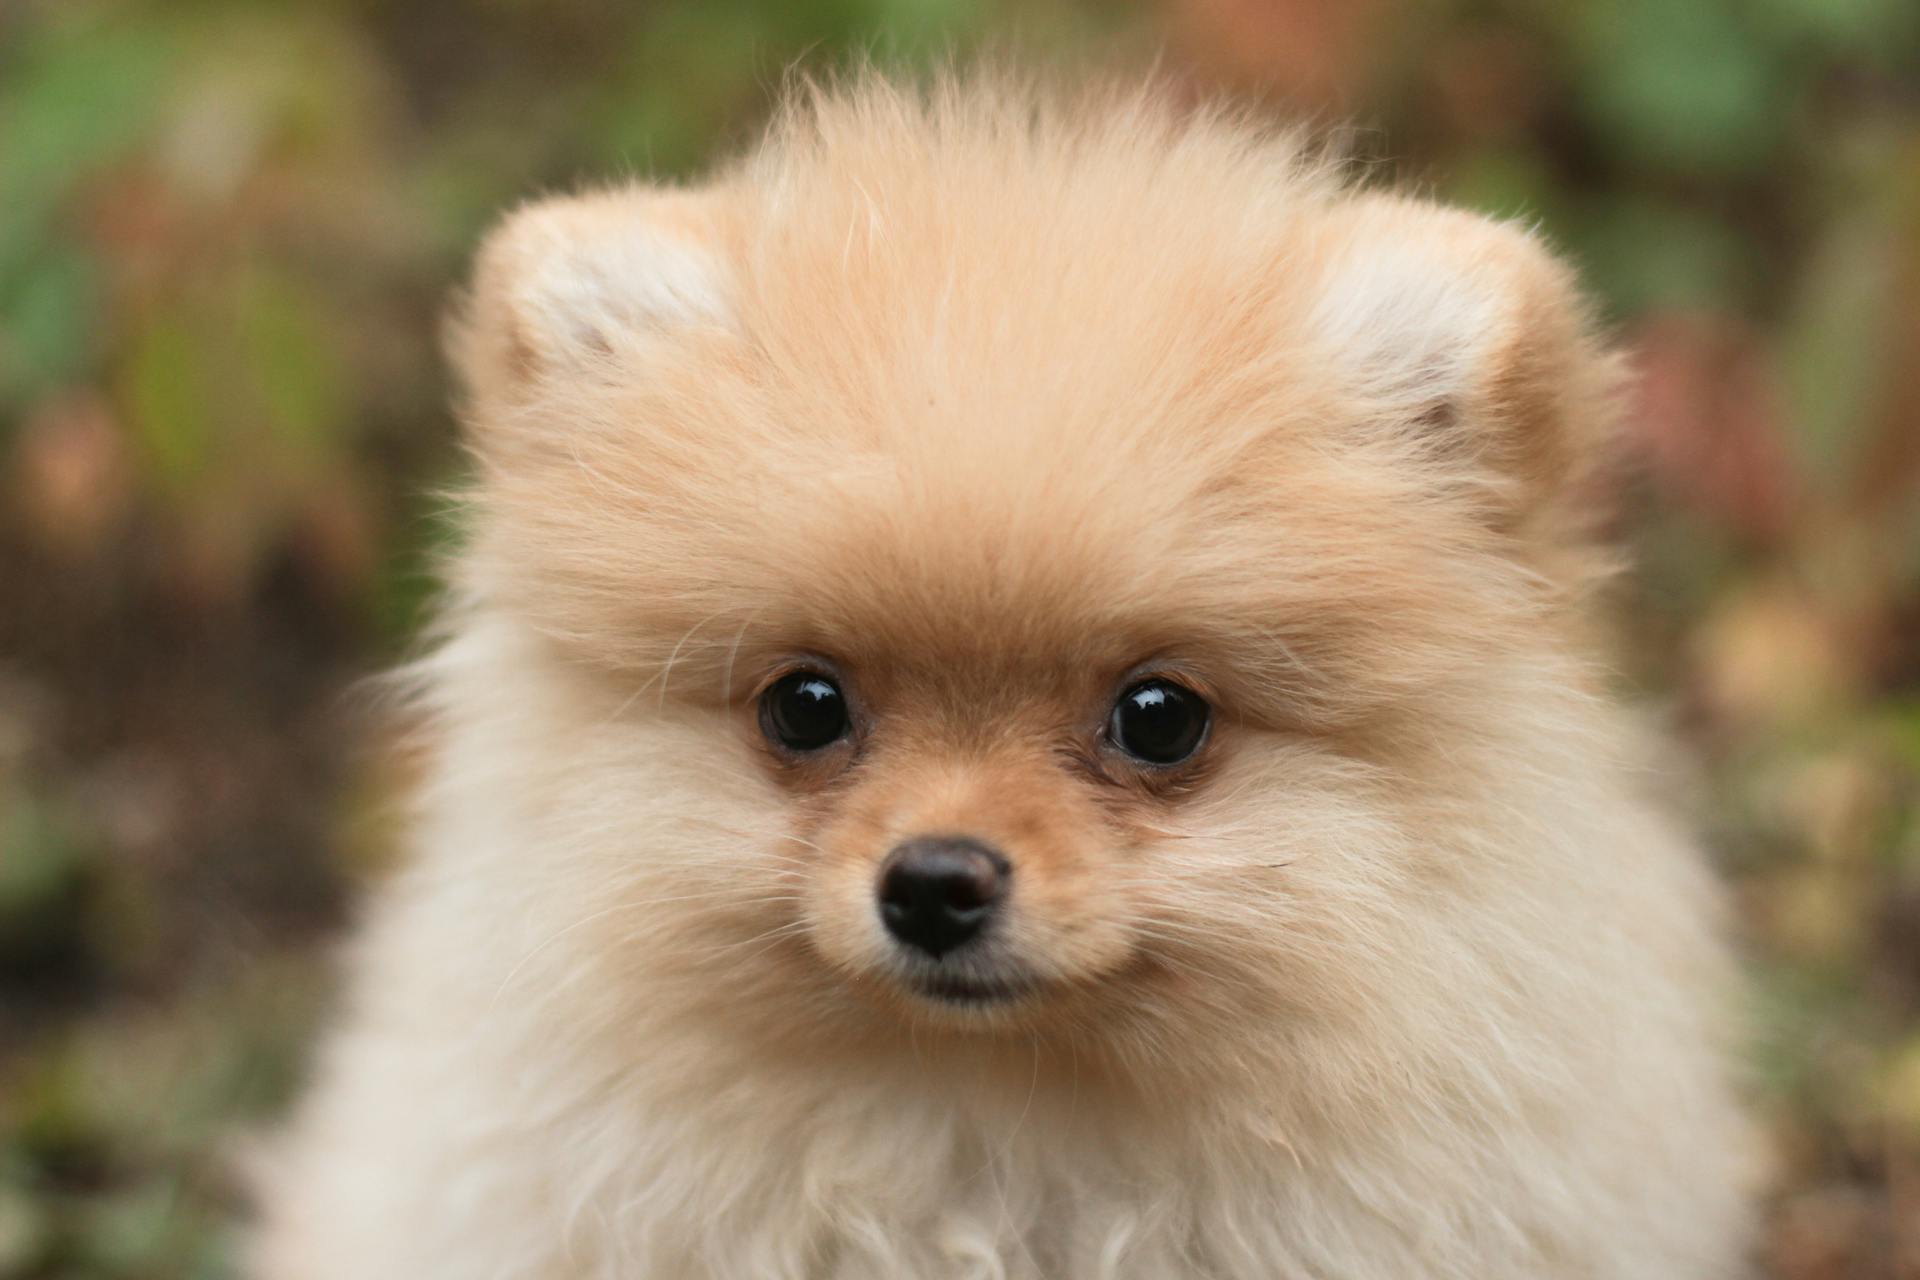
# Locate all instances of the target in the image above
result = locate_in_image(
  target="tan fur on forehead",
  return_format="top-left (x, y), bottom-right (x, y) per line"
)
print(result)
top-left (454, 74), bottom-right (1610, 713)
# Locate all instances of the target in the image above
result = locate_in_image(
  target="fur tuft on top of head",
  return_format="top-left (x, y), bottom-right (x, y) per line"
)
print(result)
top-left (439, 72), bottom-right (1624, 719)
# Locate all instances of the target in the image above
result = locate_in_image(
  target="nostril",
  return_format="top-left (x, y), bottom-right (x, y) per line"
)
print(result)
top-left (880, 853), bottom-right (999, 913)
top-left (876, 836), bottom-right (1009, 958)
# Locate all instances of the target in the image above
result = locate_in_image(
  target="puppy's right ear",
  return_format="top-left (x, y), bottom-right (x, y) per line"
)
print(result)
top-left (450, 188), bottom-right (733, 413)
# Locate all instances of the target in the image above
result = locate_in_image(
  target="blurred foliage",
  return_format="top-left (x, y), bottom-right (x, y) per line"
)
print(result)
top-left (1, 0), bottom-right (1918, 1275)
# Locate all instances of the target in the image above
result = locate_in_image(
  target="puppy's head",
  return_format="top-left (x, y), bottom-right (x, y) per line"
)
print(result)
top-left (448, 83), bottom-right (1618, 1068)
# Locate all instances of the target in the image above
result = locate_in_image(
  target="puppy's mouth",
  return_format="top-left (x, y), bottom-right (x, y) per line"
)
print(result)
top-left (908, 970), bottom-right (1033, 1007)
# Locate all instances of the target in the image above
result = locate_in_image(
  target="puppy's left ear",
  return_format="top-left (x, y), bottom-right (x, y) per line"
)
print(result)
top-left (1306, 195), bottom-right (1620, 556)
top-left (449, 186), bottom-right (734, 428)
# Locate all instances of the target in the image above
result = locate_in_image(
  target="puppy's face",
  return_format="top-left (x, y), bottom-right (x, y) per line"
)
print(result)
top-left (748, 638), bottom-right (1217, 1014)
top-left (452, 107), bottom-right (1613, 1057)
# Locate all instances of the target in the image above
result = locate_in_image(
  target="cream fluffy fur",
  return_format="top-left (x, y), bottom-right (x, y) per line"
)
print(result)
top-left (253, 75), bottom-right (1754, 1278)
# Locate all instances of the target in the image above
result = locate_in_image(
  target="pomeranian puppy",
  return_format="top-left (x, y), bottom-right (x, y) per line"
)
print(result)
top-left (254, 74), bottom-right (1753, 1278)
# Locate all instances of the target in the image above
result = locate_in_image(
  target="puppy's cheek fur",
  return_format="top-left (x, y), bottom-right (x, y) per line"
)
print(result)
top-left (537, 720), bottom-right (799, 969)
top-left (1085, 746), bottom-right (1379, 995)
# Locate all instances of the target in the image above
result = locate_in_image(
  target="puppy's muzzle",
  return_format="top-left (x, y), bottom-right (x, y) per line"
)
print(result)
top-left (876, 836), bottom-right (1008, 958)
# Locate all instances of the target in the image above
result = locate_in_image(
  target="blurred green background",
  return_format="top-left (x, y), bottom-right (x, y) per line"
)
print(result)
top-left (2, 0), bottom-right (1918, 1275)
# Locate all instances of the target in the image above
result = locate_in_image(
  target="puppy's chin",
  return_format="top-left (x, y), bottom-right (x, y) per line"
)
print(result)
top-left (887, 979), bottom-right (1044, 1032)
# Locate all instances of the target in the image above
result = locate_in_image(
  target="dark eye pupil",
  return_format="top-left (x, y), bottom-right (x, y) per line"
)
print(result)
top-left (762, 671), bottom-right (849, 751)
top-left (1111, 679), bottom-right (1209, 765)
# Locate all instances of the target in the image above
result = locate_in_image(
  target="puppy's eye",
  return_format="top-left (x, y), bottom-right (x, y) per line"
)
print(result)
top-left (1109, 678), bottom-right (1210, 765)
top-left (760, 670), bottom-right (851, 752)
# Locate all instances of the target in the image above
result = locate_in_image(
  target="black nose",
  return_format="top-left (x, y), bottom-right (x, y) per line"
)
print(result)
top-left (877, 836), bottom-right (1009, 958)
